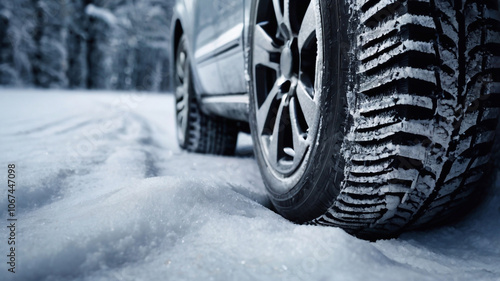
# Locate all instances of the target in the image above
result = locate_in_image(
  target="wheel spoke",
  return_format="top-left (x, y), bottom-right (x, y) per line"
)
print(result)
top-left (257, 81), bottom-right (281, 135)
top-left (268, 97), bottom-right (287, 163)
top-left (176, 94), bottom-right (185, 111)
top-left (177, 111), bottom-right (184, 125)
top-left (272, 0), bottom-right (284, 27)
top-left (298, 3), bottom-right (316, 51)
top-left (282, 0), bottom-right (293, 37)
top-left (177, 109), bottom-right (188, 137)
top-left (272, 0), bottom-right (294, 39)
top-left (176, 52), bottom-right (186, 79)
top-left (175, 86), bottom-right (184, 99)
top-left (289, 97), bottom-right (308, 163)
top-left (296, 80), bottom-right (316, 127)
top-left (254, 55), bottom-right (280, 74)
top-left (253, 25), bottom-right (281, 73)
top-left (255, 25), bottom-right (280, 53)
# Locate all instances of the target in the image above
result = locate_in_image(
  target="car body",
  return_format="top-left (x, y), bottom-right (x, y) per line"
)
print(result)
top-left (171, 0), bottom-right (252, 123)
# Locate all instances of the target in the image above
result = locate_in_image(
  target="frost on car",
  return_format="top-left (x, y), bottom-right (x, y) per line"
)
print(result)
top-left (170, 0), bottom-right (500, 239)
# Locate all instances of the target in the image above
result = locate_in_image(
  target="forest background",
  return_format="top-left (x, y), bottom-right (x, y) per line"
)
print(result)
top-left (0, 0), bottom-right (175, 92)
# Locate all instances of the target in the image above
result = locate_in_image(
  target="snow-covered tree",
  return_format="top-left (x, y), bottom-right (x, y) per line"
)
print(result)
top-left (32, 0), bottom-right (68, 88)
top-left (0, 3), bottom-right (15, 85)
top-left (111, 0), bottom-right (172, 92)
top-left (0, 0), bottom-right (37, 86)
top-left (66, 0), bottom-right (88, 88)
top-left (0, 0), bottom-right (175, 91)
top-left (85, 2), bottom-right (116, 89)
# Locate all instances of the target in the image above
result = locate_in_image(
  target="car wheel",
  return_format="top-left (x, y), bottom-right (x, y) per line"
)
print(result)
top-left (247, 0), bottom-right (500, 238)
top-left (175, 35), bottom-right (238, 155)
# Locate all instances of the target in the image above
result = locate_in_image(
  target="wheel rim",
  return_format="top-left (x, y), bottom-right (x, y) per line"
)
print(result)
top-left (252, 0), bottom-right (320, 180)
top-left (175, 45), bottom-right (189, 146)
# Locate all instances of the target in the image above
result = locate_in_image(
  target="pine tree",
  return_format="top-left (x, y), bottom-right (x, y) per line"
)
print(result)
top-left (85, 1), bottom-right (116, 89)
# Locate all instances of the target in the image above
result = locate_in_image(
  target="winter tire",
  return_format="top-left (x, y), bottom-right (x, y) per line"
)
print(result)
top-left (175, 35), bottom-right (238, 155)
top-left (248, 0), bottom-right (500, 238)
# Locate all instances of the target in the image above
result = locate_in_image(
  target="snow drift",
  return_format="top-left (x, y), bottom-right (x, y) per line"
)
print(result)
top-left (0, 89), bottom-right (499, 281)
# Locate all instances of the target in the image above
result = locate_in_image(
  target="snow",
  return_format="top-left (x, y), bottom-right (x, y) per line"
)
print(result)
top-left (85, 5), bottom-right (117, 26)
top-left (1, 89), bottom-right (499, 281)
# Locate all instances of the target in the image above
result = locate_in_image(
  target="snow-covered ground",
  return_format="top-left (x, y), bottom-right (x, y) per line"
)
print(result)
top-left (1, 89), bottom-right (499, 281)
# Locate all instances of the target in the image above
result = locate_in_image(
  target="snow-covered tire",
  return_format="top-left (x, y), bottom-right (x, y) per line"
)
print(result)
top-left (174, 35), bottom-right (238, 155)
top-left (248, 0), bottom-right (500, 238)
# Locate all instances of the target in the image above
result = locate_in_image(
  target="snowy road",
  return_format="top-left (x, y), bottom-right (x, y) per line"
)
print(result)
top-left (1, 89), bottom-right (499, 281)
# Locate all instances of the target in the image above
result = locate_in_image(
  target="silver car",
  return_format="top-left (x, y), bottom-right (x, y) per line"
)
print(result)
top-left (171, 0), bottom-right (500, 238)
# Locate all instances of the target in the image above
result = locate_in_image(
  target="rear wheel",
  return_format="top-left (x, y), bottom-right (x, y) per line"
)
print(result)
top-left (248, 0), bottom-right (500, 238)
top-left (175, 35), bottom-right (238, 155)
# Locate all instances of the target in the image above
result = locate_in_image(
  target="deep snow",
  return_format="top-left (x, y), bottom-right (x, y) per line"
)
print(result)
top-left (1, 89), bottom-right (499, 281)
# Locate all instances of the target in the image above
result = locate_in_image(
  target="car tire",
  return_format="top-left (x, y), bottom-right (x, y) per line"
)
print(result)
top-left (247, 0), bottom-right (500, 238)
top-left (175, 35), bottom-right (238, 155)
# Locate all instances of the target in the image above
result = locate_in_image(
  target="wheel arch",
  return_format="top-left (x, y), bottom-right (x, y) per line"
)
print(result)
top-left (170, 12), bottom-right (207, 105)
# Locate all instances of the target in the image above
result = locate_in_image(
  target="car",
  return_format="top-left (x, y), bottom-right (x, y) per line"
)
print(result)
top-left (170, 0), bottom-right (500, 238)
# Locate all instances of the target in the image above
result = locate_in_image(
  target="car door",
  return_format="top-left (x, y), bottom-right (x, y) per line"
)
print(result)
top-left (191, 0), bottom-right (226, 95)
top-left (213, 0), bottom-right (247, 95)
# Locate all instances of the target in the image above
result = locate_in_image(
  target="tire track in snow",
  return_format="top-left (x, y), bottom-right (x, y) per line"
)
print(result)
top-left (13, 114), bottom-right (83, 136)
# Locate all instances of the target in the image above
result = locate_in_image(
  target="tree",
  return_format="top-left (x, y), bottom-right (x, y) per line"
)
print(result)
top-left (85, 2), bottom-right (116, 89)
top-left (0, 0), bottom-right (176, 92)
top-left (0, 0), bottom-right (37, 86)
top-left (31, 0), bottom-right (68, 88)
top-left (66, 0), bottom-right (88, 88)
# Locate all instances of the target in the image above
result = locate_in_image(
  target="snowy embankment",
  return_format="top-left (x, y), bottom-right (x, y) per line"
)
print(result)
top-left (1, 89), bottom-right (499, 281)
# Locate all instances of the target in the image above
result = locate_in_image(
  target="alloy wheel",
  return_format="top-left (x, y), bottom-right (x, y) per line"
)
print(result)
top-left (252, 0), bottom-right (320, 183)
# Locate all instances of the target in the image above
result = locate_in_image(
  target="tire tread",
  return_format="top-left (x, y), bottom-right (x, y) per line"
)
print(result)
top-left (311, 0), bottom-right (500, 237)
